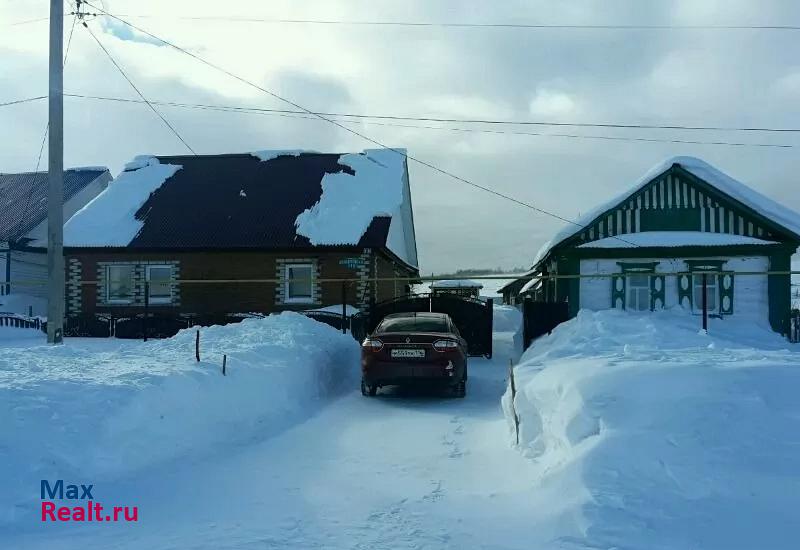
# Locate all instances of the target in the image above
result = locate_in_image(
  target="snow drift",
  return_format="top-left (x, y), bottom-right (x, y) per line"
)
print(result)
top-left (0, 313), bottom-right (359, 524)
top-left (504, 309), bottom-right (800, 549)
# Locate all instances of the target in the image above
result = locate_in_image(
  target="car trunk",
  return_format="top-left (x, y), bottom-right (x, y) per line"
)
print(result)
top-left (374, 332), bottom-right (455, 362)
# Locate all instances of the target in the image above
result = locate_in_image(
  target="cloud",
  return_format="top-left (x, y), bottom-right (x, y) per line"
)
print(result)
top-left (1, 0), bottom-right (799, 273)
top-left (529, 88), bottom-right (581, 119)
top-left (100, 18), bottom-right (164, 47)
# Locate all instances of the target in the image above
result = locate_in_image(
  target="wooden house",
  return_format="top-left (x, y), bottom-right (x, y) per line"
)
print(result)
top-left (506, 157), bottom-right (800, 334)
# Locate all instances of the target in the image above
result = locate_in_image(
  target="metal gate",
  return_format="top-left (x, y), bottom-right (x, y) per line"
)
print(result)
top-left (351, 293), bottom-right (493, 358)
top-left (522, 300), bottom-right (570, 349)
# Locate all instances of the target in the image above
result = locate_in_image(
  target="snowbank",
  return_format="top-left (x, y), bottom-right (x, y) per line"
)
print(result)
top-left (504, 309), bottom-right (800, 549)
top-left (0, 313), bottom-right (359, 524)
top-left (63, 156), bottom-right (181, 246)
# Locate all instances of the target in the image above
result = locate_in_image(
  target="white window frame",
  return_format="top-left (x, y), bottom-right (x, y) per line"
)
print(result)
top-left (105, 265), bottom-right (135, 304)
top-left (626, 273), bottom-right (650, 312)
top-left (146, 265), bottom-right (173, 305)
top-left (284, 263), bottom-right (314, 304)
top-left (692, 273), bottom-right (719, 315)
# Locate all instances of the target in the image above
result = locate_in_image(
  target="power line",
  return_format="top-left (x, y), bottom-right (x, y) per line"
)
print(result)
top-left (82, 21), bottom-right (196, 154)
top-left (0, 97), bottom-right (47, 108)
top-left (91, 13), bottom-right (800, 32)
top-left (6, 16), bottom-right (50, 27)
top-left (53, 92), bottom-right (800, 134)
top-left (80, 2), bottom-right (642, 248)
top-left (62, 93), bottom-right (796, 149)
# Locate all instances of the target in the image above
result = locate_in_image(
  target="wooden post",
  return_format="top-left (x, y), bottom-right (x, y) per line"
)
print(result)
top-left (508, 358), bottom-right (520, 446)
top-left (195, 329), bottom-right (200, 362)
top-left (702, 273), bottom-right (708, 332)
top-left (222, 354), bottom-right (227, 376)
top-left (341, 281), bottom-right (347, 334)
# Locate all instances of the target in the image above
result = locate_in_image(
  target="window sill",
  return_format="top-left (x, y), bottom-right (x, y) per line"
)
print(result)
top-left (104, 300), bottom-right (133, 305)
top-left (284, 298), bottom-right (314, 305)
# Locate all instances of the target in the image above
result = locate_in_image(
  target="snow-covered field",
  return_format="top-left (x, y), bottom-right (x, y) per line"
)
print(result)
top-left (2, 305), bottom-right (799, 549)
top-left (505, 309), bottom-right (800, 549)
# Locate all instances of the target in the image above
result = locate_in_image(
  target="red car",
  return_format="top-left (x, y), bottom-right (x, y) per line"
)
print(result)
top-left (360, 312), bottom-right (468, 397)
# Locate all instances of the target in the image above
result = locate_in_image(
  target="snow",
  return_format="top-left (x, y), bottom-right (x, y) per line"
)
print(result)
top-left (308, 304), bottom-right (361, 316)
top-left (519, 276), bottom-right (541, 294)
top-left (5, 302), bottom-right (798, 549)
top-left (3, 324), bottom-right (535, 549)
top-left (533, 156), bottom-right (800, 267)
top-left (579, 230), bottom-right (779, 248)
top-left (250, 149), bottom-right (318, 162)
top-left (504, 309), bottom-right (800, 549)
top-left (0, 313), bottom-right (359, 526)
top-left (0, 292), bottom-right (47, 317)
top-left (295, 149), bottom-right (412, 264)
top-left (63, 156), bottom-right (181, 247)
top-left (430, 279), bottom-right (483, 289)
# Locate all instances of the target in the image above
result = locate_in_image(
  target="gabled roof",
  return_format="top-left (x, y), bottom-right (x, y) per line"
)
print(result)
top-left (0, 167), bottom-right (109, 242)
top-left (532, 156), bottom-right (800, 269)
top-left (63, 149), bottom-right (418, 268)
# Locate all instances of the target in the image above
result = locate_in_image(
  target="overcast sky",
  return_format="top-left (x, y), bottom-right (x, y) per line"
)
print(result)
top-left (2, 0), bottom-right (799, 273)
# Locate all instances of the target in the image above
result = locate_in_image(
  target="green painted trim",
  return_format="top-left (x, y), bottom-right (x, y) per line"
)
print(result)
top-left (567, 243), bottom-right (789, 260)
top-left (767, 251), bottom-right (791, 333)
top-left (673, 166), bottom-right (800, 242)
top-left (685, 259), bottom-right (727, 270)
top-left (617, 261), bottom-right (659, 271)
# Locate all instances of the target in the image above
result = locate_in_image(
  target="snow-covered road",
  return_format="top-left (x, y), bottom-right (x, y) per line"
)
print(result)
top-left (8, 330), bottom-right (574, 550)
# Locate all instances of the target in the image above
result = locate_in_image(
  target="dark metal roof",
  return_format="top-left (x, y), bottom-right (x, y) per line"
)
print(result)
top-left (0, 168), bottom-right (108, 242)
top-left (120, 153), bottom-right (392, 250)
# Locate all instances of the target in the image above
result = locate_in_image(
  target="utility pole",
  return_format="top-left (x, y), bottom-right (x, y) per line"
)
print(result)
top-left (47, 0), bottom-right (64, 343)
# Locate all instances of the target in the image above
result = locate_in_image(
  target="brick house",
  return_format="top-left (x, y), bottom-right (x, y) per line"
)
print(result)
top-left (60, 149), bottom-right (418, 321)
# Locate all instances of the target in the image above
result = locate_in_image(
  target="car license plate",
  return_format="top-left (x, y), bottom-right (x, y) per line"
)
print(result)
top-left (391, 348), bottom-right (425, 358)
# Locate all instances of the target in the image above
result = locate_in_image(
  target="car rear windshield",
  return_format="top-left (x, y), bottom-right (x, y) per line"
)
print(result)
top-left (376, 316), bottom-right (450, 333)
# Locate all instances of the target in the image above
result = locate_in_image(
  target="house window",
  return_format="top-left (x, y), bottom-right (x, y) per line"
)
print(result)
top-left (693, 273), bottom-right (718, 314)
top-left (285, 263), bottom-right (313, 303)
top-left (106, 265), bottom-right (134, 303)
top-left (626, 273), bottom-right (650, 311)
top-left (146, 265), bottom-right (173, 304)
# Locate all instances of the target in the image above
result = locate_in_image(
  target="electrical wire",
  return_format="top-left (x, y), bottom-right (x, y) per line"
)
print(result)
top-left (84, 13), bottom-right (800, 32)
top-left (61, 93), bottom-right (796, 149)
top-left (52, 92), bottom-right (800, 134)
top-left (80, 2), bottom-right (644, 248)
top-left (82, 21), bottom-right (196, 154)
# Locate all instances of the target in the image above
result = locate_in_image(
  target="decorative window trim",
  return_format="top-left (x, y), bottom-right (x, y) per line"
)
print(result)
top-left (145, 264), bottom-right (174, 305)
top-left (611, 262), bottom-right (663, 311)
top-left (683, 260), bottom-right (733, 316)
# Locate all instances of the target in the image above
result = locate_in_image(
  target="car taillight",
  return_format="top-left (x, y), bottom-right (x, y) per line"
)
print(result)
top-left (362, 338), bottom-right (383, 352)
top-left (433, 339), bottom-right (458, 352)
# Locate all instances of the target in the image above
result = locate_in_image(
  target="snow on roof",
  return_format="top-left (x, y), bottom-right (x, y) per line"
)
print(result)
top-left (250, 150), bottom-right (319, 162)
top-left (519, 277), bottom-right (541, 294)
top-left (295, 149), bottom-right (415, 265)
top-left (64, 156), bottom-right (182, 246)
top-left (430, 279), bottom-right (484, 289)
top-left (533, 156), bottom-right (800, 267)
top-left (578, 231), bottom-right (780, 249)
